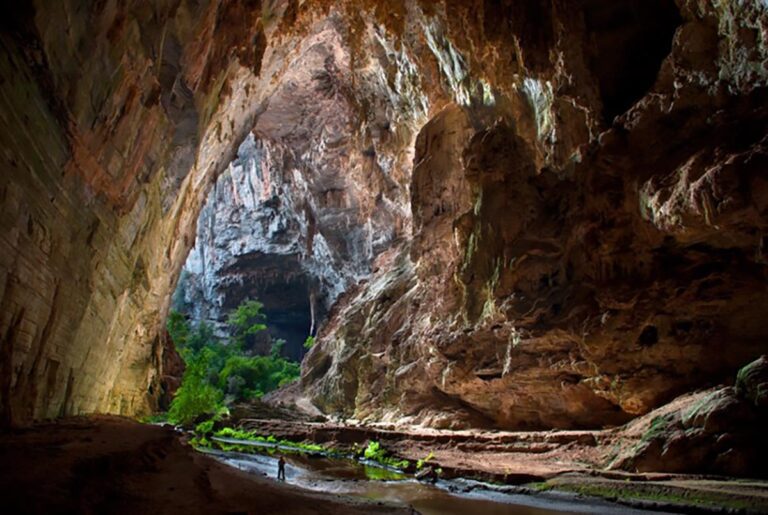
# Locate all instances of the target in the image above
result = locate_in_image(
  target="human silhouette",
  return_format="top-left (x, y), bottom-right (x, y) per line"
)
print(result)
top-left (277, 455), bottom-right (286, 481)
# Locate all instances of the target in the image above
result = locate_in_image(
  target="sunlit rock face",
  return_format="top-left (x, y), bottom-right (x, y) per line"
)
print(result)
top-left (177, 135), bottom-right (321, 360)
top-left (1, 0), bottom-right (767, 431)
top-left (303, 0), bottom-right (768, 429)
top-left (175, 9), bottom-right (419, 358)
top-left (0, 0), bottom-right (272, 424)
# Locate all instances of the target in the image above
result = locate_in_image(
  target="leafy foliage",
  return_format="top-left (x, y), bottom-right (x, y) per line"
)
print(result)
top-left (363, 440), bottom-right (410, 470)
top-left (165, 299), bottom-right (300, 425)
top-left (228, 299), bottom-right (267, 351)
top-left (168, 348), bottom-right (224, 425)
top-left (416, 451), bottom-right (434, 470)
top-left (218, 353), bottom-right (299, 400)
top-left (303, 335), bottom-right (315, 350)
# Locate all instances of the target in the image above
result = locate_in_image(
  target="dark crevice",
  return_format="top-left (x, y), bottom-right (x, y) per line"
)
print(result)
top-left (581, 0), bottom-right (682, 122)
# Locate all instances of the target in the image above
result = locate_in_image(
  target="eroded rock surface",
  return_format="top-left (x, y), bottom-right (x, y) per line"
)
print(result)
top-left (612, 356), bottom-right (768, 477)
top-left (302, 0), bottom-right (768, 429)
top-left (1, 0), bottom-right (767, 434)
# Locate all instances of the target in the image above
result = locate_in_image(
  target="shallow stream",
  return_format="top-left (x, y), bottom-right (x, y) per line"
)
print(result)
top-left (205, 438), bottom-right (669, 515)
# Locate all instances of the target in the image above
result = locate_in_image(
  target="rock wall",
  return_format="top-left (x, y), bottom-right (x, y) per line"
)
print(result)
top-left (1, 0), bottom-right (766, 431)
top-left (302, 0), bottom-right (768, 429)
top-left (0, 0), bottom-right (275, 424)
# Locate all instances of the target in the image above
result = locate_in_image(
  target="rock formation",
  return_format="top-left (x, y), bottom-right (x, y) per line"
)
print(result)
top-left (0, 0), bottom-right (766, 438)
top-left (302, 0), bottom-right (768, 429)
top-left (613, 355), bottom-right (768, 477)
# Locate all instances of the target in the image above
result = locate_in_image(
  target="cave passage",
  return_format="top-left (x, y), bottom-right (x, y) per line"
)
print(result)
top-left (173, 134), bottom-right (323, 362)
top-left (1, 0), bottom-right (768, 513)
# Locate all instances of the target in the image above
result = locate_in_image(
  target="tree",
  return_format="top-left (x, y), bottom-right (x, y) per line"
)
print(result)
top-left (167, 310), bottom-right (189, 348)
top-left (168, 347), bottom-right (224, 425)
top-left (163, 299), bottom-right (301, 424)
top-left (228, 299), bottom-right (267, 350)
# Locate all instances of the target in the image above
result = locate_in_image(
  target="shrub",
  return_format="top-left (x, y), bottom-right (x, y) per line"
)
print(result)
top-left (168, 348), bottom-right (224, 425)
top-left (163, 299), bottom-right (301, 423)
top-left (218, 354), bottom-right (299, 402)
top-left (363, 440), bottom-right (410, 470)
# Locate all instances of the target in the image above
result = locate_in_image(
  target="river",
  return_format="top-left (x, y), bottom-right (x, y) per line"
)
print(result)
top-left (204, 439), bottom-right (670, 515)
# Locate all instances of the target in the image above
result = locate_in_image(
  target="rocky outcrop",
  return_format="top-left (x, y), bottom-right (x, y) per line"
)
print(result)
top-left (303, 0), bottom-right (768, 429)
top-left (613, 356), bottom-right (768, 477)
top-left (1, 0), bottom-right (766, 433)
top-left (0, 0), bottom-right (265, 424)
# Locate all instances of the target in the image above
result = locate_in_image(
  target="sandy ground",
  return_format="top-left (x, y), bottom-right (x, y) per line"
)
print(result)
top-left (0, 415), bottom-right (408, 515)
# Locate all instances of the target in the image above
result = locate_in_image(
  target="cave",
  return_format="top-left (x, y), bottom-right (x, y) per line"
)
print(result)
top-left (173, 134), bottom-right (332, 361)
top-left (1, 1), bottom-right (768, 513)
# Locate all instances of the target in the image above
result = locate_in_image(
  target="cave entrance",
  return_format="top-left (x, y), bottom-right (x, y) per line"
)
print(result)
top-left (172, 134), bottom-right (326, 362)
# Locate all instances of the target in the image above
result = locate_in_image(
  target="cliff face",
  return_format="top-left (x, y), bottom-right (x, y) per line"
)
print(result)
top-left (302, 0), bottom-right (768, 429)
top-left (1, 0), bottom-right (766, 430)
top-left (175, 5), bottom-right (421, 355)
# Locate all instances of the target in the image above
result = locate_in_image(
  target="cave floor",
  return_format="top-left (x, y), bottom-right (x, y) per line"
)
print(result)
top-left (4, 415), bottom-right (766, 514)
top-left (231, 393), bottom-right (768, 514)
top-left (0, 415), bottom-right (408, 515)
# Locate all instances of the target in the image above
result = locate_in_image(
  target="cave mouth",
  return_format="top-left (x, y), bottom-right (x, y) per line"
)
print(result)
top-left (173, 134), bottom-right (329, 362)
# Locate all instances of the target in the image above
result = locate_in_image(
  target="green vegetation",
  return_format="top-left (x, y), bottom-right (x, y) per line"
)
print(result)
top-left (210, 427), bottom-right (327, 454)
top-left (164, 299), bottom-right (301, 426)
top-left (303, 335), bottom-right (315, 350)
top-left (362, 440), bottom-right (410, 470)
top-left (416, 450), bottom-right (434, 470)
top-left (735, 356), bottom-right (766, 407)
top-left (641, 414), bottom-right (673, 442)
top-left (168, 348), bottom-right (225, 425)
top-left (227, 300), bottom-right (267, 350)
top-left (214, 426), bottom-right (260, 441)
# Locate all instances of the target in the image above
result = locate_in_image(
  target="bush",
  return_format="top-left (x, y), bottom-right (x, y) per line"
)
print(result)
top-left (219, 353), bottom-right (300, 401)
top-left (163, 298), bottom-right (300, 424)
top-left (168, 348), bottom-right (224, 425)
top-left (363, 440), bottom-right (410, 470)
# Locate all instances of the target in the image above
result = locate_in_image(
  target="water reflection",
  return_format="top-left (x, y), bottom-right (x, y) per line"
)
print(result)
top-left (206, 445), bottom-right (667, 515)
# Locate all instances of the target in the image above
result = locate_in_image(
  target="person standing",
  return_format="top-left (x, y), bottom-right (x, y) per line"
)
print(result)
top-left (277, 456), bottom-right (286, 481)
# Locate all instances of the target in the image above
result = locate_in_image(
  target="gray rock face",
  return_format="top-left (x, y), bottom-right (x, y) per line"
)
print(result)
top-left (175, 14), bottom-right (418, 357)
top-left (176, 135), bottom-right (317, 358)
top-left (177, 132), bottom-right (366, 358)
